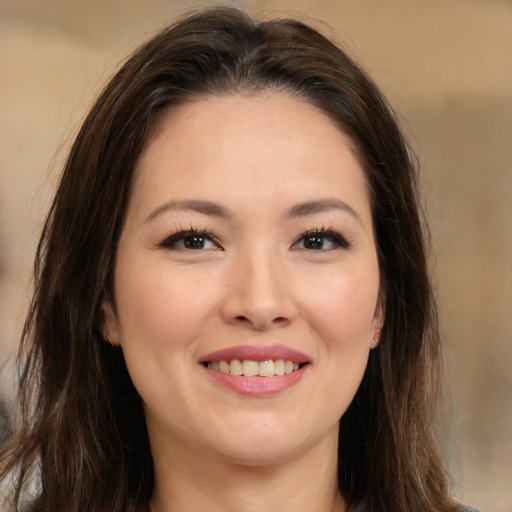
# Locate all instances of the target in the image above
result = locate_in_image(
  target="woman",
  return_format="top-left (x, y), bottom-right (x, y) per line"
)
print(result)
top-left (0, 7), bottom-right (477, 512)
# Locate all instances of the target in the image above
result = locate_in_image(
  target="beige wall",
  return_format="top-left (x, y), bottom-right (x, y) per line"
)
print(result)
top-left (1, 1), bottom-right (511, 510)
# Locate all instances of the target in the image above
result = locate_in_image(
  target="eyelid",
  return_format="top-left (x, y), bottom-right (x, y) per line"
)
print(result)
top-left (158, 227), bottom-right (349, 251)
top-left (159, 228), bottom-right (221, 250)
top-left (292, 229), bottom-right (350, 250)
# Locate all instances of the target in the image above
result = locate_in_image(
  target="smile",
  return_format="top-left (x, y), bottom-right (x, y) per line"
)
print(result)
top-left (205, 359), bottom-right (301, 377)
top-left (199, 345), bottom-right (311, 396)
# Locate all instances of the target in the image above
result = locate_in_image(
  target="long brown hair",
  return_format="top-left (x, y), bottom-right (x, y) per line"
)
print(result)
top-left (1, 7), bottom-right (460, 511)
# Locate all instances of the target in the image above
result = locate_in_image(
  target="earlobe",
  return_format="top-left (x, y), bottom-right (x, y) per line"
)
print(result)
top-left (371, 330), bottom-right (381, 349)
top-left (370, 301), bottom-right (385, 349)
top-left (99, 301), bottom-right (120, 346)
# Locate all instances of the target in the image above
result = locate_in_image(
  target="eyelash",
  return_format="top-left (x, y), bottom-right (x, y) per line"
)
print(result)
top-left (159, 227), bottom-right (350, 251)
top-left (292, 229), bottom-right (350, 251)
top-left (159, 229), bottom-right (220, 250)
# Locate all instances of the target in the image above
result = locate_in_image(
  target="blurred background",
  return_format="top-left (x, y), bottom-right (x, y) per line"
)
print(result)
top-left (0, 0), bottom-right (510, 510)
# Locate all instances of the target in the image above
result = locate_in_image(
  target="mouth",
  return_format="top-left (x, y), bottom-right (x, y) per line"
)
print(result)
top-left (202, 359), bottom-right (307, 377)
top-left (198, 345), bottom-right (311, 395)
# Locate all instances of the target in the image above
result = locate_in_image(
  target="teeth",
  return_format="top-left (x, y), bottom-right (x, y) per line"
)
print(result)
top-left (274, 359), bottom-right (285, 375)
top-left (207, 359), bottom-right (302, 377)
top-left (230, 359), bottom-right (243, 376)
top-left (219, 360), bottom-right (230, 374)
top-left (243, 359), bottom-right (259, 376)
top-left (258, 359), bottom-right (274, 377)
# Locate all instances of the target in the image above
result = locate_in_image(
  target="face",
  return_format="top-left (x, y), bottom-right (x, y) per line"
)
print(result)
top-left (103, 93), bottom-right (383, 468)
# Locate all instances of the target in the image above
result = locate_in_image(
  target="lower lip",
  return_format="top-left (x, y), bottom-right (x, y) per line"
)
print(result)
top-left (203, 365), bottom-right (308, 397)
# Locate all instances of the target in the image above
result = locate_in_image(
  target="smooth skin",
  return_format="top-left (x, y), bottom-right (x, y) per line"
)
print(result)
top-left (102, 93), bottom-right (384, 512)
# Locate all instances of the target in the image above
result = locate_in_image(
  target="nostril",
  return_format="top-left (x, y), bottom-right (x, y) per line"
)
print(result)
top-left (234, 315), bottom-right (288, 326)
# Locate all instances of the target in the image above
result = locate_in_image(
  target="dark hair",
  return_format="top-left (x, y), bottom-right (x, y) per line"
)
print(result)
top-left (1, 7), bottom-right (460, 512)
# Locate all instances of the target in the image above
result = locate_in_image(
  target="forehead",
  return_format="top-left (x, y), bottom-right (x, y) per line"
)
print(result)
top-left (137, 92), bottom-right (362, 167)
top-left (130, 93), bottom-right (371, 223)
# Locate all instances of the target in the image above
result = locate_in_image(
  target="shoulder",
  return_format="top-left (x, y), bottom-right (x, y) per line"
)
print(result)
top-left (461, 506), bottom-right (485, 512)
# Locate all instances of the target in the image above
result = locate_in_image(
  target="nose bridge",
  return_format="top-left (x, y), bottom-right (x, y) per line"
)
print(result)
top-left (222, 239), bottom-right (295, 329)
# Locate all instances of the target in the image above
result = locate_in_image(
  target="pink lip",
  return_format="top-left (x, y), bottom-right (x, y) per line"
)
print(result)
top-left (198, 344), bottom-right (311, 397)
top-left (202, 365), bottom-right (309, 397)
top-left (198, 344), bottom-right (311, 364)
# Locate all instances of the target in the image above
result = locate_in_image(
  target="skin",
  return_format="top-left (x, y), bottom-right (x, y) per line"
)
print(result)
top-left (102, 93), bottom-right (383, 512)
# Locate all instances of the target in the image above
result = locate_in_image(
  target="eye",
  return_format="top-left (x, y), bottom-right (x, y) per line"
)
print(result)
top-left (292, 230), bottom-right (349, 251)
top-left (160, 230), bottom-right (220, 250)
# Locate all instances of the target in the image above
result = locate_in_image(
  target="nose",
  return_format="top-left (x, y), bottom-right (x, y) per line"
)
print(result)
top-left (220, 248), bottom-right (297, 331)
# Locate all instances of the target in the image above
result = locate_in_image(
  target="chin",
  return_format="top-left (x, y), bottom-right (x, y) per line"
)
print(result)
top-left (209, 421), bottom-right (338, 468)
top-left (219, 442), bottom-right (304, 467)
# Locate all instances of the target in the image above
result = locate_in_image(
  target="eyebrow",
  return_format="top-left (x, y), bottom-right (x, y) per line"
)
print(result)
top-left (286, 199), bottom-right (362, 224)
top-left (145, 199), bottom-right (232, 223)
top-left (145, 197), bottom-right (362, 224)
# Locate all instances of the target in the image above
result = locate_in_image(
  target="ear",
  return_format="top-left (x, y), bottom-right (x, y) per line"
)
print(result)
top-left (99, 301), bottom-right (120, 346)
top-left (370, 300), bottom-right (385, 350)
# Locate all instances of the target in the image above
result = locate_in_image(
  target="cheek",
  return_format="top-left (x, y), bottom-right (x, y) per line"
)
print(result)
top-left (299, 270), bottom-right (378, 416)
top-left (298, 266), bottom-right (380, 347)
top-left (113, 260), bottom-right (221, 355)
top-left (112, 264), bottom-right (218, 415)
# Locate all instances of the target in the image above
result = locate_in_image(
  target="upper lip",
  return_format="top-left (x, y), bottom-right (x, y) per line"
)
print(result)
top-left (199, 344), bottom-right (311, 364)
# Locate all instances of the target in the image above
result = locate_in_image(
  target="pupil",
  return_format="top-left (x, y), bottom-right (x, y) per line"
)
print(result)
top-left (306, 236), bottom-right (323, 249)
top-left (184, 237), bottom-right (204, 249)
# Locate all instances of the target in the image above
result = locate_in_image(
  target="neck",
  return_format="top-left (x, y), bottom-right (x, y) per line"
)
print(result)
top-left (149, 425), bottom-right (345, 512)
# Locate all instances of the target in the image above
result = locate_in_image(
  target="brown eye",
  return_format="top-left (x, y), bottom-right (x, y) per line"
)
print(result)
top-left (161, 230), bottom-right (219, 250)
top-left (183, 235), bottom-right (207, 249)
top-left (292, 230), bottom-right (349, 251)
top-left (303, 234), bottom-right (325, 250)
